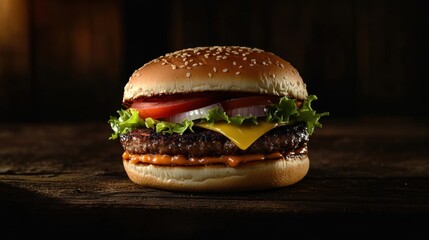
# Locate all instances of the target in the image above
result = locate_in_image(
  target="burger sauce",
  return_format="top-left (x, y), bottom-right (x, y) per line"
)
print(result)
top-left (122, 147), bottom-right (307, 168)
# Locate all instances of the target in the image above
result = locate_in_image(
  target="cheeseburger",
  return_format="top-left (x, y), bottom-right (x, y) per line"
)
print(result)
top-left (109, 46), bottom-right (328, 192)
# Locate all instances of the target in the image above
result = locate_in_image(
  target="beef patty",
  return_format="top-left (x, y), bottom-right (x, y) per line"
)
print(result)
top-left (119, 123), bottom-right (309, 158)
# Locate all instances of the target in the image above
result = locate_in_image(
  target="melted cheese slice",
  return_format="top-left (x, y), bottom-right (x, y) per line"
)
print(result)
top-left (195, 121), bottom-right (284, 150)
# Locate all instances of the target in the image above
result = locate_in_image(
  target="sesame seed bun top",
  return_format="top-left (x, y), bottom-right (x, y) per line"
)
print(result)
top-left (123, 46), bottom-right (308, 103)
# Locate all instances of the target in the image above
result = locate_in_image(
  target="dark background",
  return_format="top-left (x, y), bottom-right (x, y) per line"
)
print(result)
top-left (1, 0), bottom-right (427, 122)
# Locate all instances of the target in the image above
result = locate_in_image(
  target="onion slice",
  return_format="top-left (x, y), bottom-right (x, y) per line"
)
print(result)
top-left (226, 105), bottom-right (267, 117)
top-left (165, 103), bottom-right (224, 123)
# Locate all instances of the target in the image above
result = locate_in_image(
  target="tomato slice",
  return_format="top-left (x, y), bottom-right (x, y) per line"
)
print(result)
top-left (130, 94), bottom-right (281, 119)
top-left (220, 95), bottom-right (280, 111)
top-left (131, 95), bottom-right (219, 119)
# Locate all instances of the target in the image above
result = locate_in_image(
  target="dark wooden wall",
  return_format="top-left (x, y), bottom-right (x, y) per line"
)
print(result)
top-left (1, 0), bottom-right (427, 122)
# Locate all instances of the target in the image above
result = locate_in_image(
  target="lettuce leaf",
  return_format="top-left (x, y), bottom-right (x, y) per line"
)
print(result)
top-left (204, 107), bottom-right (259, 125)
top-left (108, 108), bottom-right (145, 140)
top-left (108, 109), bottom-right (194, 139)
top-left (108, 95), bottom-right (329, 139)
top-left (267, 95), bottom-right (329, 135)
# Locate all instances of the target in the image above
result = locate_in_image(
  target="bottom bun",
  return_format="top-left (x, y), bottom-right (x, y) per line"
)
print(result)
top-left (122, 154), bottom-right (310, 192)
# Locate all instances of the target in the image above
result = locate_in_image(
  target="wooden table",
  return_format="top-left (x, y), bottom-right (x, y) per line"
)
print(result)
top-left (1, 117), bottom-right (428, 238)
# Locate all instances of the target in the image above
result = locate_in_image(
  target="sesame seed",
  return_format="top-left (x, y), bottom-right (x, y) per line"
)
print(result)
top-left (171, 65), bottom-right (177, 70)
top-left (184, 61), bottom-right (189, 66)
top-left (208, 73), bottom-right (213, 78)
top-left (250, 64), bottom-right (254, 66)
top-left (213, 67), bottom-right (217, 72)
top-left (239, 65), bottom-right (243, 68)
top-left (236, 71), bottom-right (240, 75)
top-left (233, 61), bottom-right (237, 65)
top-left (186, 72), bottom-right (191, 78)
top-left (187, 66), bottom-right (191, 69)
top-left (280, 63), bottom-right (284, 68)
top-left (243, 57), bottom-right (247, 61)
top-left (223, 68), bottom-right (228, 72)
top-left (192, 63), bottom-right (198, 67)
top-left (222, 56), bottom-right (227, 59)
